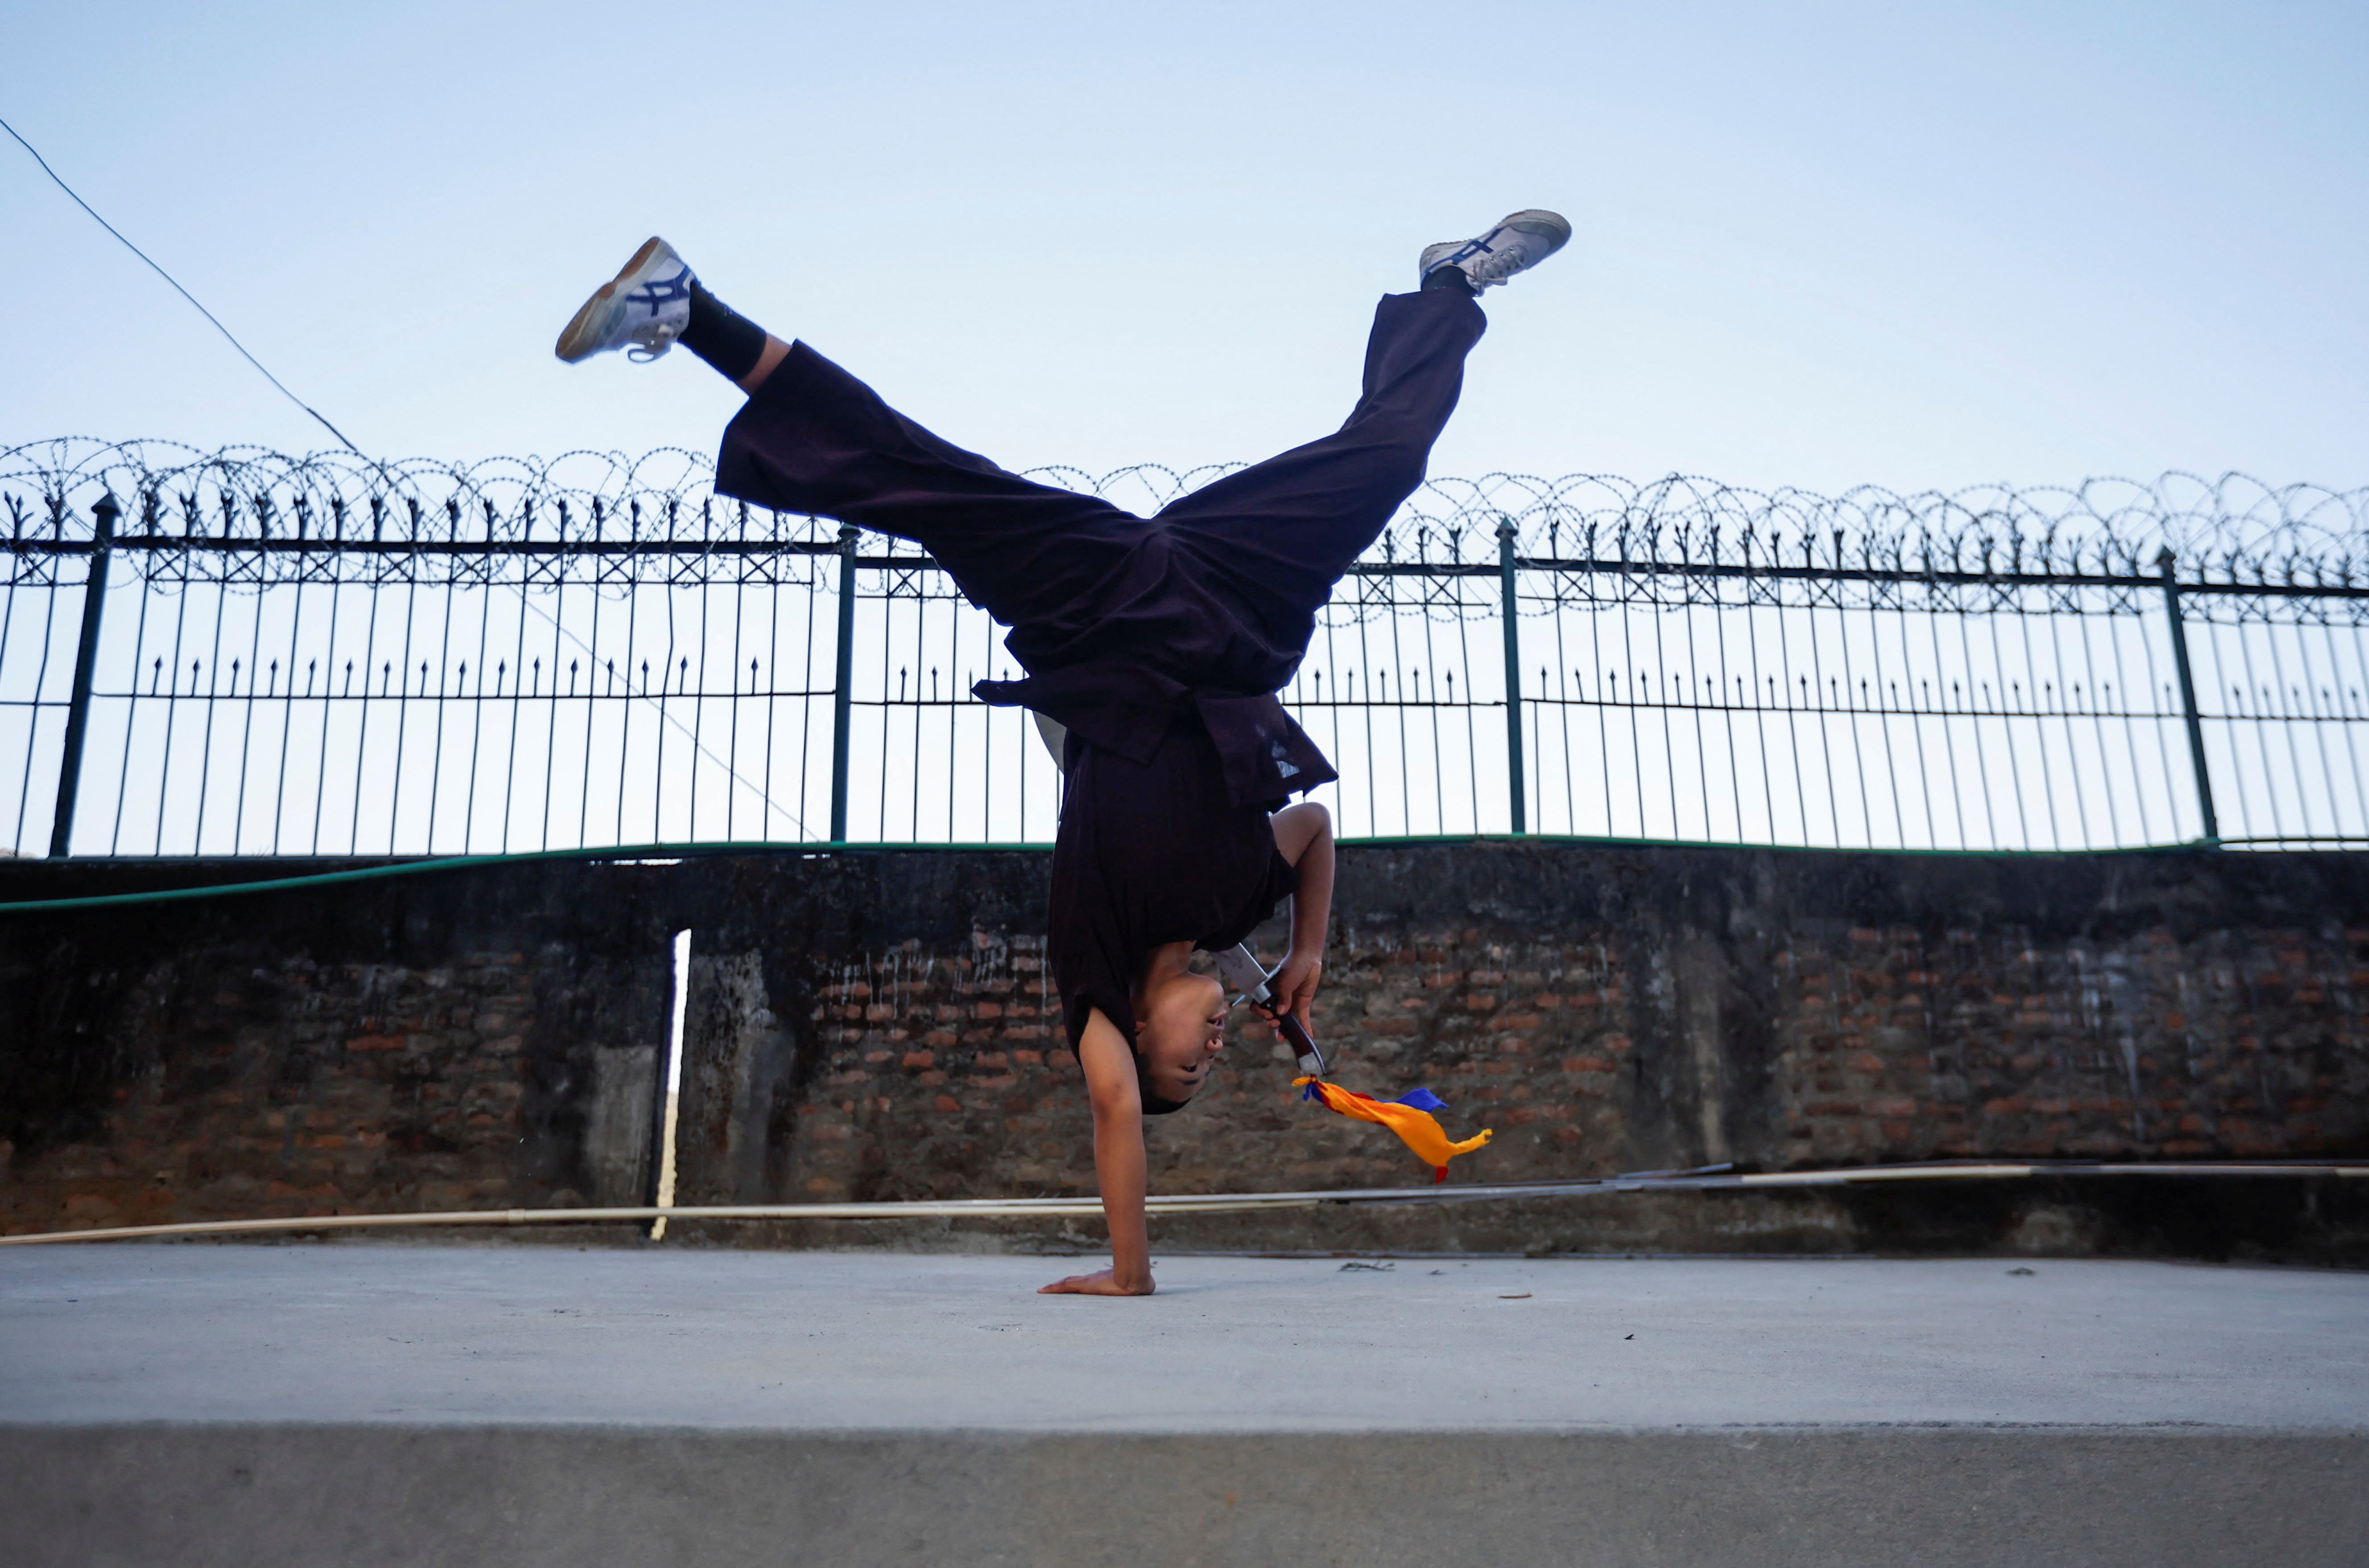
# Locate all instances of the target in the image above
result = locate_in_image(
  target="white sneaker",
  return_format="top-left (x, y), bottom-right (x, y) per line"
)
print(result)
top-left (554, 237), bottom-right (696, 363)
top-left (1418, 210), bottom-right (1571, 293)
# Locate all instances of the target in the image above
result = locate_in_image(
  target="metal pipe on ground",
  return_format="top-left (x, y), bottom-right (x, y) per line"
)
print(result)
top-left (4, 1159), bottom-right (2361, 1248)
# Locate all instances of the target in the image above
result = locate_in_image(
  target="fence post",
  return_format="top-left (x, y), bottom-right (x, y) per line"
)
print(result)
top-left (828, 524), bottom-right (860, 842)
top-left (1497, 516), bottom-right (1526, 835)
top-left (48, 493), bottom-right (118, 859)
top-left (2157, 549), bottom-right (2220, 845)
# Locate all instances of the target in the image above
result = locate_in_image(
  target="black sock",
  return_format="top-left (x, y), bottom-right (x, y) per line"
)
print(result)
top-left (682, 280), bottom-right (770, 382)
top-left (1421, 264), bottom-right (1477, 296)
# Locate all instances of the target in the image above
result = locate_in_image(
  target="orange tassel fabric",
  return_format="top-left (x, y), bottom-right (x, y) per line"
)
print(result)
top-left (1293, 1077), bottom-right (1493, 1181)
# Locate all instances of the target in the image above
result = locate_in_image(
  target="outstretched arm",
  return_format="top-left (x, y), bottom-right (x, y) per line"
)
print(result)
top-left (1038, 1007), bottom-right (1155, 1296)
top-left (1266, 802), bottom-right (1334, 1035)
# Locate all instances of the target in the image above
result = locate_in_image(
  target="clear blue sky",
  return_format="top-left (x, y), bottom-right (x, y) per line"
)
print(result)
top-left (4, 0), bottom-right (2365, 494)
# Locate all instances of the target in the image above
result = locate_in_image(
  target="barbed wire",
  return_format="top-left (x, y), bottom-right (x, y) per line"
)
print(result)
top-left (4, 441), bottom-right (2365, 623)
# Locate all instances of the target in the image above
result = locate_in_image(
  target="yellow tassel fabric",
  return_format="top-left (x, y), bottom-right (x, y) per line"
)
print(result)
top-left (1293, 1077), bottom-right (1492, 1180)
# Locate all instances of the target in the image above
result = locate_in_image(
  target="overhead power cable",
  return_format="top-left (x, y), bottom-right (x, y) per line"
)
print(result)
top-left (0, 114), bottom-right (365, 456)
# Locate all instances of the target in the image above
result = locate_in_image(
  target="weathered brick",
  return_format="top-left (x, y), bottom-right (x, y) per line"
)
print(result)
top-left (11, 854), bottom-right (2365, 1247)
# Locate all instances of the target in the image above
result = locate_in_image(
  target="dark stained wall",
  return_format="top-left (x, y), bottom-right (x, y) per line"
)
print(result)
top-left (4, 843), bottom-right (2365, 1258)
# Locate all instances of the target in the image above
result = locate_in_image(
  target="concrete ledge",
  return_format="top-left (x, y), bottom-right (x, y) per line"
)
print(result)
top-left (7, 1424), bottom-right (2364, 1567)
top-left (9, 1249), bottom-right (2364, 1564)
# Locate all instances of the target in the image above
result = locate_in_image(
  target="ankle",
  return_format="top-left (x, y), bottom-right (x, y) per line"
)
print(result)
top-left (682, 281), bottom-right (771, 382)
top-left (736, 335), bottom-right (791, 395)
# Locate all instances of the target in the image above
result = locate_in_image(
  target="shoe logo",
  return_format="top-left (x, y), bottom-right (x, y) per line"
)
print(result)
top-left (628, 264), bottom-right (693, 317)
top-left (1440, 228), bottom-right (1506, 267)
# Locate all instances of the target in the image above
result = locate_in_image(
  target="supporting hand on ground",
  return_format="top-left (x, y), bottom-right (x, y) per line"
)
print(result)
top-left (1065, 1008), bottom-right (1154, 1297)
top-left (1038, 1266), bottom-right (1156, 1296)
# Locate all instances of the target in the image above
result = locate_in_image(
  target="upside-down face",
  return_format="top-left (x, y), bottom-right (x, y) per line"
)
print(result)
top-left (1131, 972), bottom-right (1229, 1105)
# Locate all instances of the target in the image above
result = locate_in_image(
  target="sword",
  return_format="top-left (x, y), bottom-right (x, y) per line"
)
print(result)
top-left (1213, 943), bottom-right (1325, 1079)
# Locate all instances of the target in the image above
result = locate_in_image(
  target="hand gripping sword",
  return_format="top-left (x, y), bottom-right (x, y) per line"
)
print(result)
top-left (1213, 944), bottom-right (1325, 1079)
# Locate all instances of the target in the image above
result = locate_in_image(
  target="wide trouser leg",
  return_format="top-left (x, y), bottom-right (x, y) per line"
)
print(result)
top-left (714, 342), bottom-right (1143, 633)
top-left (1153, 289), bottom-right (1487, 643)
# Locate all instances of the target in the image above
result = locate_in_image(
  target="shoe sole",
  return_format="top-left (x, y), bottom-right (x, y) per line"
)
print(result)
top-left (554, 236), bottom-right (667, 363)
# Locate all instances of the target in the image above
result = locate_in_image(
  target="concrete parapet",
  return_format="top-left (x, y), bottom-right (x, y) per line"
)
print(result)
top-left (5, 842), bottom-right (2367, 1257)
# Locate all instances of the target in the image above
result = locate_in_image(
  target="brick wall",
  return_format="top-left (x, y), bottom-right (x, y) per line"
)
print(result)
top-left (4, 952), bottom-right (540, 1232)
top-left (739, 902), bottom-right (2369, 1207)
top-left (1, 877), bottom-right (672, 1238)
top-left (1771, 922), bottom-right (2367, 1166)
top-left (769, 926), bottom-right (1636, 1206)
top-left (4, 844), bottom-right (2365, 1257)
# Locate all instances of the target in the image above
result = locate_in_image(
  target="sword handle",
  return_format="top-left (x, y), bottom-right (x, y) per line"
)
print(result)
top-left (1263, 1004), bottom-right (1325, 1079)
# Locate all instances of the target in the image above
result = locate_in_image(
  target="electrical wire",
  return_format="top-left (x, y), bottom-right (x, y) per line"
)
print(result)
top-left (0, 114), bottom-right (365, 456)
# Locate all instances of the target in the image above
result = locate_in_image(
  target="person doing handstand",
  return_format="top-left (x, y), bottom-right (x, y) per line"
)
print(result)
top-left (553, 211), bottom-right (1568, 1295)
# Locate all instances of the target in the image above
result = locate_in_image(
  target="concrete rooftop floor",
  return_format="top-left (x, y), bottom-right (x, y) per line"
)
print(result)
top-left (4, 1244), bottom-right (2365, 1431)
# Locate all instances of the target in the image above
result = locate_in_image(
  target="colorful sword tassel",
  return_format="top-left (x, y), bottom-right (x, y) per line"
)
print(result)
top-left (1293, 1078), bottom-right (1493, 1182)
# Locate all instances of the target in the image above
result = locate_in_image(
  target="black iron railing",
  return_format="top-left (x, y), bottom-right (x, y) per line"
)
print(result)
top-left (4, 441), bottom-right (2365, 857)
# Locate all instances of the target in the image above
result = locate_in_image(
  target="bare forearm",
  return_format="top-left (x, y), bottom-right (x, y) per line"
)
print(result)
top-left (1075, 1008), bottom-right (1155, 1294)
top-left (1288, 821), bottom-right (1334, 960)
top-left (1093, 1106), bottom-right (1152, 1289)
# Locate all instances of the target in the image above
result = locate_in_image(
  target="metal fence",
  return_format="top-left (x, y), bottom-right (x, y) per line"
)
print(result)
top-left (4, 439), bottom-right (2366, 859)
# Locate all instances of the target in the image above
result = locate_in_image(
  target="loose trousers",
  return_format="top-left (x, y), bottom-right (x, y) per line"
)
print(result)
top-left (714, 288), bottom-right (1487, 697)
